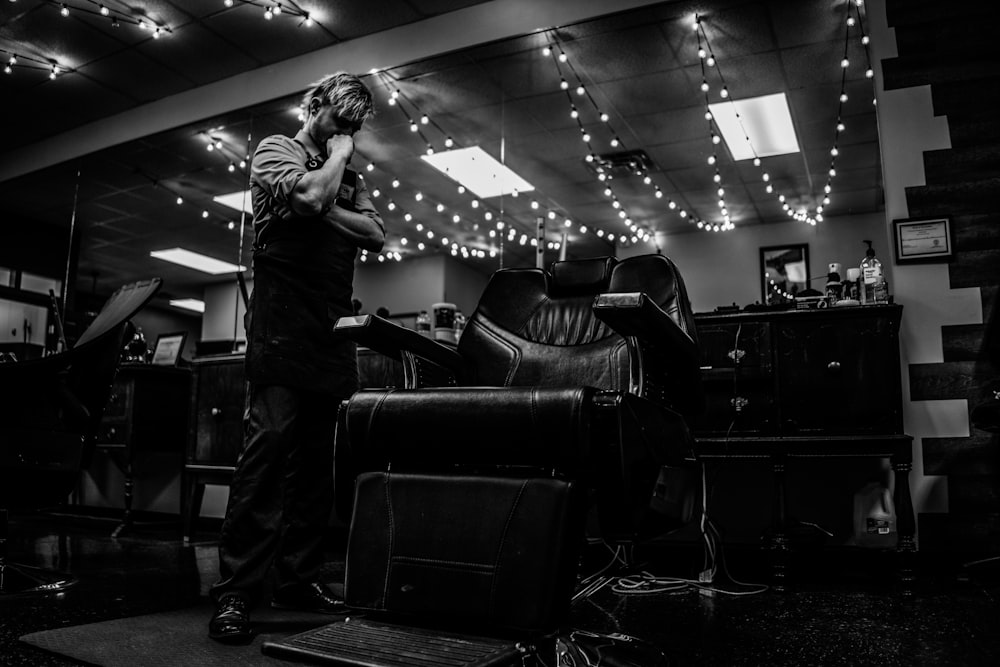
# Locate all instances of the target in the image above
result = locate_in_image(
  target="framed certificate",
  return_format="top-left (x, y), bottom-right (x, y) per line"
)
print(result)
top-left (893, 217), bottom-right (953, 264)
top-left (151, 332), bottom-right (187, 366)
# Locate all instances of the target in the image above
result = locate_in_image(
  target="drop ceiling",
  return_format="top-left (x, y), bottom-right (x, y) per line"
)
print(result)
top-left (0, 0), bottom-right (883, 309)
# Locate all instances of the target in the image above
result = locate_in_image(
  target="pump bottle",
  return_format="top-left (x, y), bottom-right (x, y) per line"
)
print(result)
top-left (859, 240), bottom-right (888, 305)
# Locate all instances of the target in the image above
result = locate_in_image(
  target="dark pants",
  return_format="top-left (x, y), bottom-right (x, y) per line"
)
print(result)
top-left (211, 384), bottom-right (341, 604)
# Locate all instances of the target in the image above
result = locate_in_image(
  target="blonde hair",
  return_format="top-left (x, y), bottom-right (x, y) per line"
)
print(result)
top-left (302, 72), bottom-right (374, 123)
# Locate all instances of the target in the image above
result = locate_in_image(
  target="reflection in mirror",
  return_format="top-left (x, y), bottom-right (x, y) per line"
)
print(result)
top-left (0, 0), bottom-right (883, 333)
top-left (760, 244), bottom-right (810, 306)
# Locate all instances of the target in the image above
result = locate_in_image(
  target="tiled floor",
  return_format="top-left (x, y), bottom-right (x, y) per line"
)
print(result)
top-left (1, 511), bottom-right (998, 666)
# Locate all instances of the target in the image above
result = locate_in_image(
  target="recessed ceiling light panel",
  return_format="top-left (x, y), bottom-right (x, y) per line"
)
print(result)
top-left (709, 93), bottom-right (800, 161)
top-left (421, 146), bottom-right (534, 199)
top-left (150, 248), bottom-right (246, 275)
top-left (169, 298), bottom-right (206, 313)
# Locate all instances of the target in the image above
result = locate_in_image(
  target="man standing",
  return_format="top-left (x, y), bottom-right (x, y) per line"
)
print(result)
top-left (209, 72), bottom-right (384, 644)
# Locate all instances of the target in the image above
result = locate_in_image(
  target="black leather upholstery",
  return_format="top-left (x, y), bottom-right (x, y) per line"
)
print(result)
top-left (333, 254), bottom-right (701, 633)
top-left (346, 472), bottom-right (585, 632)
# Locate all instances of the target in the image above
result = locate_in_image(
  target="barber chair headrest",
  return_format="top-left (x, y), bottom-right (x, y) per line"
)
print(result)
top-left (549, 256), bottom-right (617, 297)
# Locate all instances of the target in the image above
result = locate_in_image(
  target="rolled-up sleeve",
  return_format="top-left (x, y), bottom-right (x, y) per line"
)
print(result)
top-left (252, 137), bottom-right (306, 218)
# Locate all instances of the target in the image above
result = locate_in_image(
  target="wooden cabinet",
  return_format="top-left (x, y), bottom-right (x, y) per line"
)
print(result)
top-left (691, 305), bottom-right (903, 437)
top-left (183, 354), bottom-right (245, 542)
top-left (95, 364), bottom-right (190, 536)
top-left (690, 305), bottom-right (914, 592)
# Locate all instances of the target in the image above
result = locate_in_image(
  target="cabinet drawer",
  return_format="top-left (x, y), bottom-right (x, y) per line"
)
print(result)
top-left (103, 379), bottom-right (132, 420)
top-left (98, 421), bottom-right (127, 445)
top-left (189, 359), bottom-right (246, 467)
top-left (697, 322), bottom-right (770, 372)
top-left (774, 313), bottom-right (902, 435)
top-left (689, 377), bottom-right (776, 435)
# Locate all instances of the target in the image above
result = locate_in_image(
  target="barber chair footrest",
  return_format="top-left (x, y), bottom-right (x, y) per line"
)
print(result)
top-left (261, 617), bottom-right (525, 666)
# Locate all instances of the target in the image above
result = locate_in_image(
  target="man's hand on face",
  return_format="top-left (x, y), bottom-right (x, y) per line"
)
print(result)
top-left (326, 134), bottom-right (355, 162)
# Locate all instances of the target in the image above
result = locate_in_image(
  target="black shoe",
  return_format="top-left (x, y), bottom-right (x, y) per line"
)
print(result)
top-left (209, 594), bottom-right (253, 644)
top-left (271, 582), bottom-right (345, 614)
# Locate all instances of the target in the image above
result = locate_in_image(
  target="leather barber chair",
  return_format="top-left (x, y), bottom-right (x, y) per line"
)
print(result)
top-left (0, 279), bottom-right (162, 596)
top-left (263, 255), bottom-right (702, 665)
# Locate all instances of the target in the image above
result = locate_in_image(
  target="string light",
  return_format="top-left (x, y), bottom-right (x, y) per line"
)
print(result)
top-left (544, 35), bottom-right (656, 248)
top-left (692, 3), bottom-right (874, 229)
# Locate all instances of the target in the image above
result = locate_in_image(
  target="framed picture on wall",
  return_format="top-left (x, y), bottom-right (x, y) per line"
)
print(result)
top-left (892, 217), bottom-right (953, 263)
top-left (151, 332), bottom-right (187, 366)
top-left (760, 244), bottom-right (810, 306)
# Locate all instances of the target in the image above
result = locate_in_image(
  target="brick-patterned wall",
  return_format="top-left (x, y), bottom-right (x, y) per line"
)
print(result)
top-left (882, 0), bottom-right (1000, 552)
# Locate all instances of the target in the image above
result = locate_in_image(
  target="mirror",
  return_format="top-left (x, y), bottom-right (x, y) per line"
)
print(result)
top-left (0, 0), bottom-right (884, 331)
top-left (760, 244), bottom-right (810, 306)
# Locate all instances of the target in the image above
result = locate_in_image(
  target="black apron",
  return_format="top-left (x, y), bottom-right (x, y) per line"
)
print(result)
top-left (245, 198), bottom-right (360, 396)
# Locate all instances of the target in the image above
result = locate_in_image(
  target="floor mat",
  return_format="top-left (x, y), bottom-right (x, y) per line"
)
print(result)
top-left (19, 600), bottom-right (345, 667)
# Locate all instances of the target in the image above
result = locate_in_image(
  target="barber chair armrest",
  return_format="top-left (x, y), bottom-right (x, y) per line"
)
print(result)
top-left (593, 292), bottom-right (704, 415)
top-left (334, 314), bottom-right (466, 380)
top-left (593, 292), bottom-right (697, 358)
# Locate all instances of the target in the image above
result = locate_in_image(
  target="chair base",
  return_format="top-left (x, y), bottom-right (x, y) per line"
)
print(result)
top-left (0, 560), bottom-right (77, 596)
top-left (261, 617), bottom-right (524, 666)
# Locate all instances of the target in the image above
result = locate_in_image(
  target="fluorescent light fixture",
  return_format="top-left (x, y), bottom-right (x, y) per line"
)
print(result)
top-left (169, 298), bottom-right (206, 313)
top-left (421, 146), bottom-right (534, 198)
top-left (709, 93), bottom-right (799, 161)
top-left (213, 191), bottom-right (253, 214)
top-left (150, 248), bottom-right (247, 275)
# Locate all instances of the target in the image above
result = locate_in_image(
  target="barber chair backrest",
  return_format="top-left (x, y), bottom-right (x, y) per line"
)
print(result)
top-left (459, 254), bottom-right (698, 401)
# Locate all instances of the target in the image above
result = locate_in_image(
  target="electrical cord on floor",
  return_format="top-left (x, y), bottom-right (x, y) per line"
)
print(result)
top-left (588, 462), bottom-right (768, 599)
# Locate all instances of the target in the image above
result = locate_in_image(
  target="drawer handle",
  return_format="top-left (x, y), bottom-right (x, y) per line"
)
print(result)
top-left (727, 348), bottom-right (746, 363)
top-left (827, 361), bottom-right (841, 372)
top-left (211, 407), bottom-right (222, 417)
